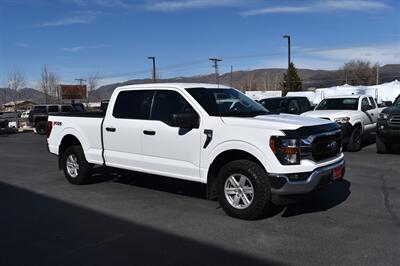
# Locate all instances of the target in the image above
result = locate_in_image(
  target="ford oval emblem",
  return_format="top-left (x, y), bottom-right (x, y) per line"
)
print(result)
top-left (326, 141), bottom-right (338, 151)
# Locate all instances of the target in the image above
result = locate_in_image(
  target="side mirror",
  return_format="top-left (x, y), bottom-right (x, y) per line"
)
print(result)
top-left (289, 107), bottom-right (299, 114)
top-left (383, 101), bottom-right (393, 107)
top-left (171, 113), bottom-right (199, 129)
top-left (361, 105), bottom-right (372, 111)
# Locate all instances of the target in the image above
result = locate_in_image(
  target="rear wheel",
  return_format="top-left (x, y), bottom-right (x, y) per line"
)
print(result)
top-left (376, 135), bottom-right (390, 154)
top-left (35, 121), bottom-right (46, 135)
top-left (217, 160), bottom-right (271, 220)
top-left (346, 127), bottom-right (362, 152)
top-left (61, 145), bottom-right (91, 185)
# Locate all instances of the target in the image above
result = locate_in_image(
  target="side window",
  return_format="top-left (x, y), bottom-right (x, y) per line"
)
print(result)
top-left (151, 90), bottom-right (197, 125)
top-left (48, 105), bottom-right (59, 112)
top-left (113, 90), bottom-right (154, 119)
top-left (368, 97), bottom-right (377, 109)
top-left (361, 98), bottom-right (370, 107)
top-left (33, 106), bottom-right (47, 113)
top-left (61, 105), bottom-right (74, 112)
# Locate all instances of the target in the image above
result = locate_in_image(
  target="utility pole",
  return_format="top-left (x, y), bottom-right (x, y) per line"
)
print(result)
top-left (75, 78), bottom-right (86, 104)
top-left (283, 35), bottom-right (291, 91)
top-left (376, 65), bottom-right (380, 85)
top-left (148, 57), bottom-right (156, 82)
top-left (209, 58), bottom-right (222, 85)
top-left (230, 65), bottom-right (233, 87)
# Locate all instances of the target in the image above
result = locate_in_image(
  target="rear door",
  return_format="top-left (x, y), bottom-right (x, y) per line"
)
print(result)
top-left (140, 89), bottom-right (202, 181)
top-left (103, 89), bottom-right (154, 169)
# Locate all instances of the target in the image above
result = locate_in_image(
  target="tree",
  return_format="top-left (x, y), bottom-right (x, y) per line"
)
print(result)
top-left (339, 60), bottom-right (377, 86)
top-left (280, 62), bottom-right (302, 96)
top-left (6, 71), bottom-right (26, 111)
top-left (87, 73), bottom-right (99, 107)
top-left (38, 65), bottom-right (59, 103)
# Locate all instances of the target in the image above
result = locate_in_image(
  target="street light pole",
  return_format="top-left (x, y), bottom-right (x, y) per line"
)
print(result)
top-left (148, 57), bottom-right (156, 82)
top-left (283, 35), bottom-right (291, 91)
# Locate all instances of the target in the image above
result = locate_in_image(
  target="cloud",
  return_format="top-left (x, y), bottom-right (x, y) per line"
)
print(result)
top-left (34, 10), bottom-right (99, 27)
top-left (15, 42), bottom-right (30, 48)
top-left (62, 44), bottom-right (109, 52)
top-left (306, 42), bottom-right (400, 64)
top-left (144, 0), bottom-right (242, 12)
top-left (242, 0), bottom-right (389, 16)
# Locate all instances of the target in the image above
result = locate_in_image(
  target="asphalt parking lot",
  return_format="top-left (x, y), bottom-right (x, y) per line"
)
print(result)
top-left (0, 132), bottom-right (399, 266)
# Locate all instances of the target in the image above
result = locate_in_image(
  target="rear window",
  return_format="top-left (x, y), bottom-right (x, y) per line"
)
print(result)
top-left (113, 90), bottom-right (154, 119)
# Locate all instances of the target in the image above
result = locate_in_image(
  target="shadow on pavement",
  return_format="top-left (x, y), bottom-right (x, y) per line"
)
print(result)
top-left (87, 167), bottom-right (351, 219)
top-left (0, 181), bottom-right (282, 266)
top-left (280, 179), bottom-right (351, 217)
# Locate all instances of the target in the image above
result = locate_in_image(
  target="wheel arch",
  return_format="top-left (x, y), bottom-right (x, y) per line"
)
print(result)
top-left (206, 149), bottom-right (266, 200)
top-left (58, 134), bottom-right (83, 169)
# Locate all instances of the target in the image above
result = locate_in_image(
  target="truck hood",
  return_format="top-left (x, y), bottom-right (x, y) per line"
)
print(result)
top-left (302, 110), bottom-right (359, 121)
top-left (221, 114), bottom-right (332, 131)
top-left (381, 106), bottom-right (400, 115)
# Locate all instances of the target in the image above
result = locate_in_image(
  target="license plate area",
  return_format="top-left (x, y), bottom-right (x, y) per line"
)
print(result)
top-left (331, 165), bottom-right (343, 180)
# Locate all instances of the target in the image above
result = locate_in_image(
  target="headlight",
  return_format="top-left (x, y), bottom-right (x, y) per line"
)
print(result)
top-left (379, 113), bottom-right (389, 120)
top-left (270, 137), bottom-right (300, 165)
top-left (334, 117), bottom-right (350, 124)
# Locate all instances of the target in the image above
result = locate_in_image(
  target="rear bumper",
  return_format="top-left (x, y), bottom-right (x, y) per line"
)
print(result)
top-left (269, 159), bottom-right (345, 195)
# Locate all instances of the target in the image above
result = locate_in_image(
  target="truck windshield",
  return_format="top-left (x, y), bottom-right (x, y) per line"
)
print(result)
top-left (316, 98), bottom-right (359, 110)
top-left (186, 88), bottom-right (269, 117)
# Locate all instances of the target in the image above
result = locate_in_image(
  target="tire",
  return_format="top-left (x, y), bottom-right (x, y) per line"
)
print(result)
top-left (346, 127), bottom-right (362, 152)
top-left (61, 145), bottom-right (91, 185)
top-left (217, 160), bottom-right (271, 220)
top-left (376, 135), bottom-right (390, 154)
top-left (35, 121), bottom-right (47, 135)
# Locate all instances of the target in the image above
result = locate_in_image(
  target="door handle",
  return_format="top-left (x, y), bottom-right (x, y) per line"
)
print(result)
top-left (143, 130), bottom-right (156, 136)
top-left (106, 127), bottom-right (116, 132)
top-left (371, 113), bottom-right (374, 116)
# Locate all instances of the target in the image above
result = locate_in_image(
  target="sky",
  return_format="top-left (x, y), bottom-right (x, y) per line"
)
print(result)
top-left (1, 0), bottom-right (399, 87)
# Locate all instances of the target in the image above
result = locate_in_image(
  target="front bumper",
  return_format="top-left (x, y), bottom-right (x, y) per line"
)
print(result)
top-left (339, 122), bottom-right (353, 144)
top-left (269, 159), bottom-right (345, 195)
top-left (377, 123), bottom-right (400, 143)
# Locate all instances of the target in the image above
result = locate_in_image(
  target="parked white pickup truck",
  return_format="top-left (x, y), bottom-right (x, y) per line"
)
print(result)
top-left (302, 95), bottom-right (380, 151)
top-left (47, 83), bottom-right (345, 219)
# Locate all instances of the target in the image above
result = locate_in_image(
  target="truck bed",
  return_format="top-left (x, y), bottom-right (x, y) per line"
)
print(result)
top-left (47, 113), bottom-right (105, 165)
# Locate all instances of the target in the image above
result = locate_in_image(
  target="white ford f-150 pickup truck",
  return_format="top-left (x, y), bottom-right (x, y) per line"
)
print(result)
top-left (302, 95), bottom-right (380, 152)
top-left (47, 83), bottom-right (345, 219)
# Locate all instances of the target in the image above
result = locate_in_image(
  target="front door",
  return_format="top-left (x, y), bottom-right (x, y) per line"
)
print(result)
top-left (140, 89), bottom-right (202, 182)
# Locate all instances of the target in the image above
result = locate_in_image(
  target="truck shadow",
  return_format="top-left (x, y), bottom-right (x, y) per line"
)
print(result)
top-left (89, 167), bottom-right (351, 219)
top-left (278, 179), bottom-right (351, 218)
top-left (89, 166), bottom-right (207, 199)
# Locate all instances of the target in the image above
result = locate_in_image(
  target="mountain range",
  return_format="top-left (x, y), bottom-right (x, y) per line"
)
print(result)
top-left (1, 64), bottom-right (399, 105)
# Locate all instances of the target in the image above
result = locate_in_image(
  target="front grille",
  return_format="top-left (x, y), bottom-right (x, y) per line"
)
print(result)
top-left (310, 130), bottom-right (342, 161)
top-left (389, 115), bottom-right (400, 127)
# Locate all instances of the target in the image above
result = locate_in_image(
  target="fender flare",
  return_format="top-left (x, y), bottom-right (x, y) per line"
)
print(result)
top-left (206, 140), bottom-right (271, 174)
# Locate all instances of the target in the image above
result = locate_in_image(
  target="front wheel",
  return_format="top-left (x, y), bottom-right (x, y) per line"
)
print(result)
top-left (346, 127), bottom-right (362, 152)
top-left (61, 145), bottom-right (91, 185)
top-left (217, 160), bottom-right (272, 220)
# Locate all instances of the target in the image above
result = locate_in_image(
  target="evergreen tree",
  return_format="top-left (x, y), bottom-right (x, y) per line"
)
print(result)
top-left (280, 62), bottom-right (302, 96)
